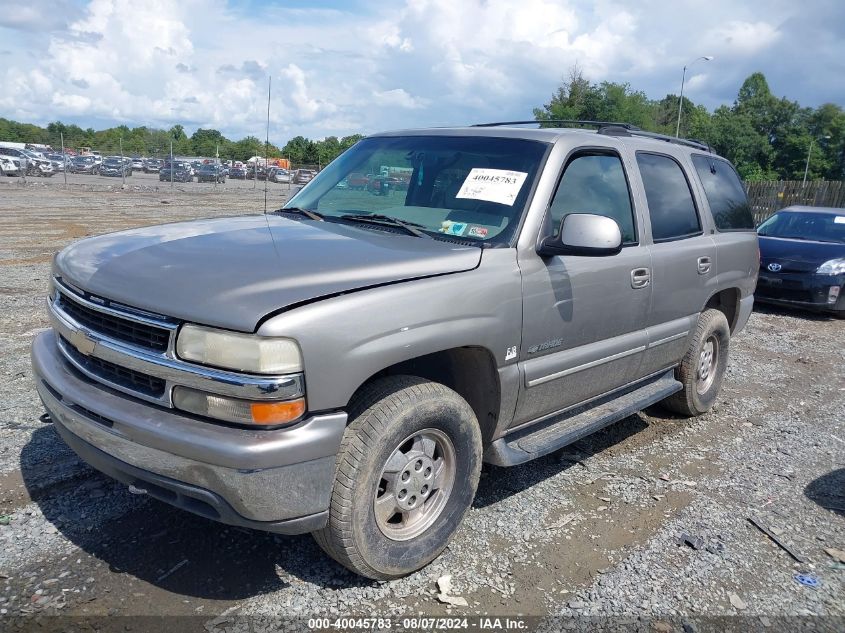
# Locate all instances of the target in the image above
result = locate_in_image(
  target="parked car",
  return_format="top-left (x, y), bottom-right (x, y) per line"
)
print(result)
top-left (0, 155), bottom-right (21, 176)
top-left (31, 123), bottom-right (757, 581)
top-left (293, 169), bottom-right (315, 184)
top-left (1, 147), bottom-right (54, 176)
top-left (100, 157), bottom-right (131, 177)
top-left (367, 175), bottom-right (407, 196)
top-left (267, 167), bottom-right (291, 183)
top-left (69, 156), bottom-right (99, 175)
top-left (144, 159), bottom-right (163, 173)
top-left (46, 153), bottom-right (69, 172)
top-left (228, 166), bottom-right (246, 179)
top-left (195, 164), bottom-right (227, 183)
top-left (344, 172), bottom-right (369, 190)
top-left (159, 161), bottom-right (193, 182)
top-left (755, 205), bottom-right (845, 316)
top-left (130, 157), bottom-right (145, 171)
top-left (246, 165), bottom-right (268, 180)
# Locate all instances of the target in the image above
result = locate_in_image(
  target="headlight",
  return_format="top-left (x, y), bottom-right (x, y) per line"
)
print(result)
top-left (176, 324), bottom-right (302, 374)
top-left (816, 258), bottom-right (845, 275)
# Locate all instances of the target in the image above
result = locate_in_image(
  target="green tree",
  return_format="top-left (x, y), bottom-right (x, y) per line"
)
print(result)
top-left (190, 128), bottom-right (228, 157)
top-left (229, 135), bottom-right (264, 161)
top-left (281, 135), bottom-right (318, 164)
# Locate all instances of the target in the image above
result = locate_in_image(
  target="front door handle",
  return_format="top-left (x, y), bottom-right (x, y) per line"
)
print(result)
top-left (631, 268), bottom-right (650, 289)
top-left (697, 256), bottom-right (712, 275)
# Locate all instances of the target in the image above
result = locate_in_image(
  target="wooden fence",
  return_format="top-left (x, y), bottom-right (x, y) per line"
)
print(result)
top-left (745, 180), bottom-right (845, 224)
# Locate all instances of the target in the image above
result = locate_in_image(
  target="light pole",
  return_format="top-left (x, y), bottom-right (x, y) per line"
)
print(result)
top-left (676, 56), bottom-right (713, 138)
top-left (802, 134), bottom-right (831, 187)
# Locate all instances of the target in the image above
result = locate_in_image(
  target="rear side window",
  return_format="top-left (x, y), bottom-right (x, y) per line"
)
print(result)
top-left (691, 155), bottom-right (754, 230)
top-left (548, 153), bottom-right (636, 244)
top-left (636, 153), bottom-right (701, 242)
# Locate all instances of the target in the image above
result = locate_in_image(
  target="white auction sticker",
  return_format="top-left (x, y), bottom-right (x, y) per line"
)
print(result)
top-left (834, 216), bottom-right (845, 224)
top-left (455, 168), bottom-right (528, 206)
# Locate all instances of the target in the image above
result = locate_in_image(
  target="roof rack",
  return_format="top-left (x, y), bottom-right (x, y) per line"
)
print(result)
top-left (472, 119), bottom-right (639, 129)
top-left (616, 129), bottom-right (711, 152)
top-left (471, 119), bottom-right (712, 152)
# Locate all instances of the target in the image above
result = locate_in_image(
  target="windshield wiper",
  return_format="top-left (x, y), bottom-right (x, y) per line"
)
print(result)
top-left (338, 213), bottom-right (432, 239)
top-left (271, 207), bottom-right (324, 221)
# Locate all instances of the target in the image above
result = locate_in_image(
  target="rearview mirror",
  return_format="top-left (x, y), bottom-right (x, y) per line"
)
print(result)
top-left (537, 213), bottom-right (623, 257)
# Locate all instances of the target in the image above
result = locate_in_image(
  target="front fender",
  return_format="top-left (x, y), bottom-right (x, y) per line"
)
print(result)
top-left (257, 249), bottom-right (524, 413)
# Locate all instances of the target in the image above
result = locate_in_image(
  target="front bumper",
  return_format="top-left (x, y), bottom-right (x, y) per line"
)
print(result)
top-left (32, 330), bottom-right (346, 533)
top-left (756, 270), bottom-right (845, 313)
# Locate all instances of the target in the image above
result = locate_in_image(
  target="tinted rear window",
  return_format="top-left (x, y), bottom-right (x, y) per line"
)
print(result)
top-left (636, 153), bottom-right (701, 242)
top-left (691, 155), bottom-right (754, 230)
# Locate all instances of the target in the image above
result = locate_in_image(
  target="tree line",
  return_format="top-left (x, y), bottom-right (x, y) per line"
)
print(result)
top-left (535, 68), bottom-right (844, 181)
top-left (1, 69), bottom-right (841, 179)
top-left (0, 118), bottom-right (364, 166)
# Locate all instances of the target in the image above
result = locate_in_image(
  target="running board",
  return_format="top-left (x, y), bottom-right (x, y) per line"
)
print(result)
top-left (485, 370), bottom-right (682, 466)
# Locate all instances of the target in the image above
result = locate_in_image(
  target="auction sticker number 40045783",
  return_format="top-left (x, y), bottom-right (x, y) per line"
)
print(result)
top-left (456, 168), bottom-right (528, 206)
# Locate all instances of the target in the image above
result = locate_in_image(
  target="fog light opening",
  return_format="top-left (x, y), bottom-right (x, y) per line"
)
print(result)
top-left (829, 286), bottom-right (841, 304)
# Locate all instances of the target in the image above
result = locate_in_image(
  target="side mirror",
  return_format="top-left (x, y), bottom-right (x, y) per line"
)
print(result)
top-left (537, 213), bottom-right (623, 257)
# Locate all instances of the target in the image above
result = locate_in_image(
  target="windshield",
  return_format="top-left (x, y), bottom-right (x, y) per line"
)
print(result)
top-left (103, 159), bottom-right (122, 166)
top-left (285, 135), bottom-right (549, 244)
top-left (757, 211), bottom-right (845, 244)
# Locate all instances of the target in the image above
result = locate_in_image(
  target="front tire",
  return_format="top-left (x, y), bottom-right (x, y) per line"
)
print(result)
top-left (663, 308), bottom-right (730, 416)
top-left (313, 376), bottom-right (482, 579)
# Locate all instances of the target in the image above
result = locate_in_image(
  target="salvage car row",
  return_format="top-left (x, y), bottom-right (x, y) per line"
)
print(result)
top-left (0, 152), bottom-right (317, 185)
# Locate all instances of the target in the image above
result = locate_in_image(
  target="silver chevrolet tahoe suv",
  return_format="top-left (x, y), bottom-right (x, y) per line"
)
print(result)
top-left (31, 122), bottom-right (759, 579)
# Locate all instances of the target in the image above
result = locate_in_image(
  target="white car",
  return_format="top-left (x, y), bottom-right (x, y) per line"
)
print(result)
top-left (0, 155), bottom-right (22, 176)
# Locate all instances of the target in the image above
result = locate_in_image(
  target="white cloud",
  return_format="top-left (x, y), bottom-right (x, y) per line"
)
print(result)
top-left (0, 0), bottom-right (841, 144)
top-left (373, 88), bottom-right (427, 109)
top-left (705, 20), bottom-right (781, 56)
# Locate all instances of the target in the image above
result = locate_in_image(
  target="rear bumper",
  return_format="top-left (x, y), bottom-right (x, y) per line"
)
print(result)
top-left (756, 271), bottom-right (844, 313)
top-left (32, 330), bottom-right (346, 533)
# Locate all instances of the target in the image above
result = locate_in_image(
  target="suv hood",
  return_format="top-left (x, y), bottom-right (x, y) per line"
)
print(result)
top-left (55, 215), bottom-right (482, 331)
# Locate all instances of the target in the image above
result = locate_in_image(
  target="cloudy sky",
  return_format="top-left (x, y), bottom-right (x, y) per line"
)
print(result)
top-left (1, 0), bottom-right (844, 144)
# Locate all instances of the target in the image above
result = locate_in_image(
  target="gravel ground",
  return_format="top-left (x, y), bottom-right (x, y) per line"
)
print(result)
top-left (0, 180), bottom-right (843, 630)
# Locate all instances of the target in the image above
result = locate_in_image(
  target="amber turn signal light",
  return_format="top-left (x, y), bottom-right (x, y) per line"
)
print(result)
top-left (250, 398), bottom-right (306, 425)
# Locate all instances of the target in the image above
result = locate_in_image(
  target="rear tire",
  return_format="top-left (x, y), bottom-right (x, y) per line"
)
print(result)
top-left (313, 375), bottom-right (482, 579)
top-left (663, 308), bottom-right (730, 417)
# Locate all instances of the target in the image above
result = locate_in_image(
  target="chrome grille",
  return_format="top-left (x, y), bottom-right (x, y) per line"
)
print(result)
top-left (49, 277), bottom-right (305, 408)
top-left (60, 335), bottom-right (166, 398)
top-left (56, 288), bottom-right (171, 352)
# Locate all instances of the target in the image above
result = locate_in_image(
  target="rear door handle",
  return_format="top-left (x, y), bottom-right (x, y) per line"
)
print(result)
top-left (697, 256), bottom-right (712, 275)
top-left (631, 268), bottom-right (650, 289)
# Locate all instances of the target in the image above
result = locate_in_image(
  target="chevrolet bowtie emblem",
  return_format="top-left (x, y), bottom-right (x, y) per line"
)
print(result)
top-left (70, 329), bottom-right (97, 356)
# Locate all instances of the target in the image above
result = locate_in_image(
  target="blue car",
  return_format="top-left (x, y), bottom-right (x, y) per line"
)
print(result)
top-left (756, 205), bottom-right (845, 316)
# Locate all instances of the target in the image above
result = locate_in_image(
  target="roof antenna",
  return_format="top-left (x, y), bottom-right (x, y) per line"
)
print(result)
top-left (264, 75), bottom-right (271, 214)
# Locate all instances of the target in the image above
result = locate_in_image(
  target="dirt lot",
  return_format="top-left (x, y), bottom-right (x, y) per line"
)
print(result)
top-left (0, 179), bottom-right (843, 630)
